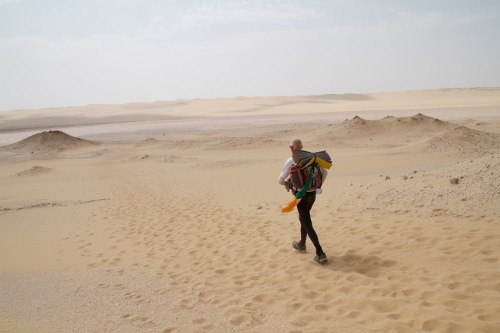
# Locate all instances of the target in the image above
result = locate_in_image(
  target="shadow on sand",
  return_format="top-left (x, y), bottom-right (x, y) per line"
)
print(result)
top-left (315, 253), bottom-right (397, 278)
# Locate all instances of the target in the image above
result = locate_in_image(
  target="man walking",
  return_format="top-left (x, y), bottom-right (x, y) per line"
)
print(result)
top-left (278, 139), bottom-right (328, 264)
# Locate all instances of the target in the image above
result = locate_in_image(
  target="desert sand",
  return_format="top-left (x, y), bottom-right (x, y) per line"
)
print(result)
top-left (0, 88), bottom-right (499, 333)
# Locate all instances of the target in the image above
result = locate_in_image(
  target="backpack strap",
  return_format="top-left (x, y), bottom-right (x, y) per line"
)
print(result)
top-left (295, 163), bottom-right (315, 200)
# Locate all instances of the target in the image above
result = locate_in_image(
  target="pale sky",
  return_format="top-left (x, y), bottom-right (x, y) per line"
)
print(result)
top-left (1, 0), bottom-right (499, 111)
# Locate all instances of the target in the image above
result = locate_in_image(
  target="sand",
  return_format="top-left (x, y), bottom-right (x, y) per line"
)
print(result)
top-left (0, 88), bottom-right (499, 333)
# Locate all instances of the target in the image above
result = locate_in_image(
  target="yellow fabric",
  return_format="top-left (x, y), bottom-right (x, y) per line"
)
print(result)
top-left (302, 157), bottom-right (332, 169)
top-left (315, 158), bottom-right (332, 169)
top-left (280, 197), bottom-right (297, 212)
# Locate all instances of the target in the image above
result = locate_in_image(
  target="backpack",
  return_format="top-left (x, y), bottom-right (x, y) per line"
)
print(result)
top-left (289, 163), bottom-right (322, 191)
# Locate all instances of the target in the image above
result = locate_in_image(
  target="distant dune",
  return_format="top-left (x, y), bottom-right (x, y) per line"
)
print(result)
top-left (0, 88), bottom-right (499, 132)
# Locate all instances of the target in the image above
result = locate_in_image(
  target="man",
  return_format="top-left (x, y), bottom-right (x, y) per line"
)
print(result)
top-left (278, 139), bottom-right (328, 264)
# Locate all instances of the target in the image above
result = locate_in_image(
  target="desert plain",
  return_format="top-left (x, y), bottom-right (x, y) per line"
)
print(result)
top-left (0, 88), bottom-right (499, 333)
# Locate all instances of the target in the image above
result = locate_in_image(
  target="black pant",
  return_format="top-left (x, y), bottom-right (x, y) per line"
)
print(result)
top-left (297, 191), bottom-right (324, 256)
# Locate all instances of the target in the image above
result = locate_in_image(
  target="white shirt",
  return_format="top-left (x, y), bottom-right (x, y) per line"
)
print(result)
top-left (278, 157), bottom-right (294, 185)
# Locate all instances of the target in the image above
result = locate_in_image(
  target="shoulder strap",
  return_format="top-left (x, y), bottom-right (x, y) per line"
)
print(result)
top-left (295, 163), bottom-right (315, 199)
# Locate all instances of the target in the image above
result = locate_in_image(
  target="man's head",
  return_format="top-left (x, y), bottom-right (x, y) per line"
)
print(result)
top-left (289, 139), bottom-right (303, 153)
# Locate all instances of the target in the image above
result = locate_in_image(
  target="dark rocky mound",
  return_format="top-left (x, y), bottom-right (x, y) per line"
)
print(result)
top-left (333, 113), bottom-right (451, 138)
top-left (7, 130), bottom-right (99, 152)
top-left (17, 165), bottom-right (52, 176)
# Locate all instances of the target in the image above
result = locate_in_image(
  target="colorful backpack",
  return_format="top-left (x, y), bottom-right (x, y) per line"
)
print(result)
top-left (281, 150), bottom-right (332, 212)
top-left (289, 163), bottom-right (322, 191)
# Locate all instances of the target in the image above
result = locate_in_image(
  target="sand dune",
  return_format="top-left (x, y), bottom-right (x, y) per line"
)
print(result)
top-left (427, 126), bottom-right (500, 154)
top-left (0, 90), bottom-right (499, 333)
top-left (1, 88), bottom-right (499, 132)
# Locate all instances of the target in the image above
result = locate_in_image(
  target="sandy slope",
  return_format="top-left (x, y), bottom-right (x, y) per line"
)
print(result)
top-left (0, 89), bottom-right (499, 333)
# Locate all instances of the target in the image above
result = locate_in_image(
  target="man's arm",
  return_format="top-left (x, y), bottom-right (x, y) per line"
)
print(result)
top-left (278, 157), bottom-right (294, 185)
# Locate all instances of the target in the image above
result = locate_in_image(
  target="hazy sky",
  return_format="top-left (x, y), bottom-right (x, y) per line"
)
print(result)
top-left (1, 0), bottom-right (499, 111)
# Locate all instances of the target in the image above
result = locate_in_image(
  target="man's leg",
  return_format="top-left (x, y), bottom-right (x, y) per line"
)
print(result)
top-left (297, 192), bottom-right (324, 256)
top-left (298, 217), bottom-right (307, 246)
